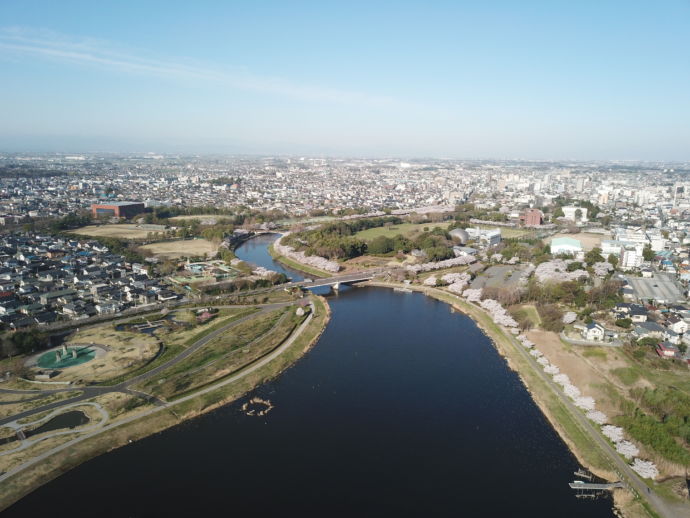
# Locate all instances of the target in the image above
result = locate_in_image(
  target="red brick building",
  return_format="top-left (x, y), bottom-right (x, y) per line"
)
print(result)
top-left (520, 208), bottom-right (543, 226)
top-left (91, 202), bottom-right (145, 219)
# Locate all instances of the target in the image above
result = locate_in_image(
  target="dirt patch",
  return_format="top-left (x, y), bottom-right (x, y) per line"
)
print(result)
top-left (550, 232), bottom-right (610, 251)
top-left (139, 239), bottom-right (218, 259)
top-left (71, 224), bottom-right (153, 240)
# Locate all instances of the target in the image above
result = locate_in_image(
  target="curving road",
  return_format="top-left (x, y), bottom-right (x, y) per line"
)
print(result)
top-left (0, 301), bottom-right (295, 427)
top-left (0, 302), bottom-right (316, 485)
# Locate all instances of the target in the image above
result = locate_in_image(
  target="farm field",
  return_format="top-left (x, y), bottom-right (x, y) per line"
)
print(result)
top-left (139, 238), bottom-right (218, 259)
top-left (71, 224), bottom-right (153, 240)
top-left (550, 231), bottom-right (610, 251)
top-left (354, 222), bottom-right (447, 241)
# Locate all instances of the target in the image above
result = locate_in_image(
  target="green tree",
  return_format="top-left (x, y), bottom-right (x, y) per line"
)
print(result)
top-left (643, 245), bottom-right (655, 262)
top-left (607, 253), bottom-right (619, 268)
top-left (566, 261), bottom-right (584, 272)
top-left (615, 318), bottom-right (632, 329)
top-left (585, 247), bottom-right (604, 266)
top-left (367, 236), bottom-right (394, 255)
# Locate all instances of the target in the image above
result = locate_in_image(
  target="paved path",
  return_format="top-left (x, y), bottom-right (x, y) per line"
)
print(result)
top-left (0, 302), bottom-right (316, 485)
top-left (0, 301), bottom-right (294, 427)
top-left (419, 284), bottom-right (687, 518)
top-left (508, 327), bottom-right (683, 518)
top-left (368, 281), bottom-right (688, 518)
top-left (0, 402), bottom-right (109, 457)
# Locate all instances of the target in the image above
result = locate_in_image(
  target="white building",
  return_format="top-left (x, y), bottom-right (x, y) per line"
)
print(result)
top-left (550, 237), bottom-right (583, 256)
top-left (620, 245), bottom-right (643, 271)
top-left (562, 206), bottom-right (588, 223)
top-left (465, 227), bottom-right (501, 247)
top-left (582, 322), bottom-right (605, 341)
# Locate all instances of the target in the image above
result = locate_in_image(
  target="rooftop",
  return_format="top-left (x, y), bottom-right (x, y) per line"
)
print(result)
top-left (626, 273), bottom-right (686, 304)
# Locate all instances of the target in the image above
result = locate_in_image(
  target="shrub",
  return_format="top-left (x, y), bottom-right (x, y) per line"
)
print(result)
top-left (615, 318), bottom-right (632, 329)
top-left (537, 304), bottom-right (564, 332)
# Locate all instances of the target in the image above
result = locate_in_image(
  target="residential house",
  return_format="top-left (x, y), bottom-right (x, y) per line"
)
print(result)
top-left (583, 322), bottom-right (605, 341)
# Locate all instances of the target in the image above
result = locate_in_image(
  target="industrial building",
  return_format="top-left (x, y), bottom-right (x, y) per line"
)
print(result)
top-left (624, 273), bottom-right (686, 305)
top-left (91, 202), bottom-right (145, 219)
top-left (550, 237), bottom-right (583, 256)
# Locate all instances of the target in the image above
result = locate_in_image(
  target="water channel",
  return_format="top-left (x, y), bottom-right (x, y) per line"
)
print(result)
top-left (3, 235), bottom-right (615, 517)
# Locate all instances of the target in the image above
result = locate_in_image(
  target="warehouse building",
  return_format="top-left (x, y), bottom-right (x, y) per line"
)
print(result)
top-left (91, 202), bottom-right (145, 219)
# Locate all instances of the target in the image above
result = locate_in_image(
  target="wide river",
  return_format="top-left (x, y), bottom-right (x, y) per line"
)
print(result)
top-left (4, 235), bottom-right (615, 517)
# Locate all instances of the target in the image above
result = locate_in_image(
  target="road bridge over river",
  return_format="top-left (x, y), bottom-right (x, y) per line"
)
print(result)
top-left (287, 269), bottom-right (388, 290)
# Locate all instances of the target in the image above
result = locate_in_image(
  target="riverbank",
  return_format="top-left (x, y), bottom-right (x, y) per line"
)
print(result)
top-left (267, 242), bottom-right (332, 278)
top-left (0, 296), bottom-right (331, 512)
top-left (366, 281), bottom-right (665, 518)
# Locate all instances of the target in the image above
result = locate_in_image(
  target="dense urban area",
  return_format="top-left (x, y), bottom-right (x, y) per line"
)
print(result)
top-left (1, 152), bottom-right (690, 517)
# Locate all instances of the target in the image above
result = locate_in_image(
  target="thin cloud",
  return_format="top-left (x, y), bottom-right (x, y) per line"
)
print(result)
top-left (0, 27), bottom-right (396, 106)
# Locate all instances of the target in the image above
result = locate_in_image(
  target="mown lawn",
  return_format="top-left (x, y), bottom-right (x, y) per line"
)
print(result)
top-left (354, 222), bottom-right (447, 241)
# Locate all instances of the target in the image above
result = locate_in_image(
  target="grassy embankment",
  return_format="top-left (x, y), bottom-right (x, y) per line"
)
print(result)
top-left (267, 242), bottom-right (331, 278)
top-left (0, 296), bottom-right (330, 512)
top-left (0, 392), bottom-right (84, 420)
top-left (368, 281), bottom-right (614, 473)
top-left (135, 307), bottom-right (298, 399)
top-left (370, 281), bottom-right (674, 517)
top-left (94, 308), bottom-right (257, 386)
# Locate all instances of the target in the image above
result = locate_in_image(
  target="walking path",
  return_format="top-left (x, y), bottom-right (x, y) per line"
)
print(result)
top-left (0, 301), bottom-right (294, 427)
top-left (370, 281), bottom-right (688, 518)
top-left (0, 301), bottom-right (315, 485)
top-left (0, 402), bottom-right (108, 457)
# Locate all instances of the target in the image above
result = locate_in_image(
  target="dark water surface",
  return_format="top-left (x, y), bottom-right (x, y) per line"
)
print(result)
top-left (4, 288), bottom-right (613, 517)
top-left (4, 238), bottom-right (614, 517)
top-left (234, 232), bottom-right (305, 281)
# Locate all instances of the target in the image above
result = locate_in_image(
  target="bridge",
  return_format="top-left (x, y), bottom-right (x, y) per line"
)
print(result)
top-left (288, 269), bottom-right (388, 290)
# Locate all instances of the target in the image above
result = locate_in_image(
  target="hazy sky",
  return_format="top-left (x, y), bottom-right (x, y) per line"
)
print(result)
top-left (1, 1), bottom-right (689, 160)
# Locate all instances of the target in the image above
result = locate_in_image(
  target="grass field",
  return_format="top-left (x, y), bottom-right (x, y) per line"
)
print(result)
top-left (169, 214), bottom-right (230, 221)
top-left (475, 224), bottom-right (531, 239)
top-left (354, 222), bottom-right (447, 241)
top-left (138, 238), bottom-right (218, 259)
top-left (0, 296), bottom-right (331, 513)
top-left (354, 222), bottom-right (530, 241)
top-left (71, 224), bottom-right (153, 240)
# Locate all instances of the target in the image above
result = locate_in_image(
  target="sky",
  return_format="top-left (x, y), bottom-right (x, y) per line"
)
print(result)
top-left (0, 1), bottom-right (689, 160)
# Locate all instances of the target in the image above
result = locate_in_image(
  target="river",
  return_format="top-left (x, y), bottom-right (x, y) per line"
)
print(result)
top-left (3, 236), bottom-right (615, 517)
top-left (235, 232), bottom-right (305, 281)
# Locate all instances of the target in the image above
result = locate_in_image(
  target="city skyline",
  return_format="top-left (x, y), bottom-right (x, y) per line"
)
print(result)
top-left (1, 1), bottom-right (689, 160)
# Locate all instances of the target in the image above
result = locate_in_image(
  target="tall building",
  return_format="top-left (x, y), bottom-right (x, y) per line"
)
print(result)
top-left (521, 208), bottom-right (543, 226)
top-left (621, 245), bottom-right (643, 271)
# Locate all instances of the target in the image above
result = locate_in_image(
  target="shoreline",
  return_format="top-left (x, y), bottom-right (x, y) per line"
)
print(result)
top-left (364, 281), bottom-right (657, 518)
top-left (365, 282), bottom-right (610, 468)
top-left (266, 241), bottom-right (333, 278)
top-left (0, 296), bottom-right (331, 512)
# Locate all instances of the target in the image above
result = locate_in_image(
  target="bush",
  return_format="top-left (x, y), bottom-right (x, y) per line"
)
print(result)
top-left (615, 318), bottom-right (632, 329)
top-left (537, 304), bottom-right (564, 332)
top-left (509, 308), bottom-right (533, 331)
top-left (566, 261), bottom-right (584, 272)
